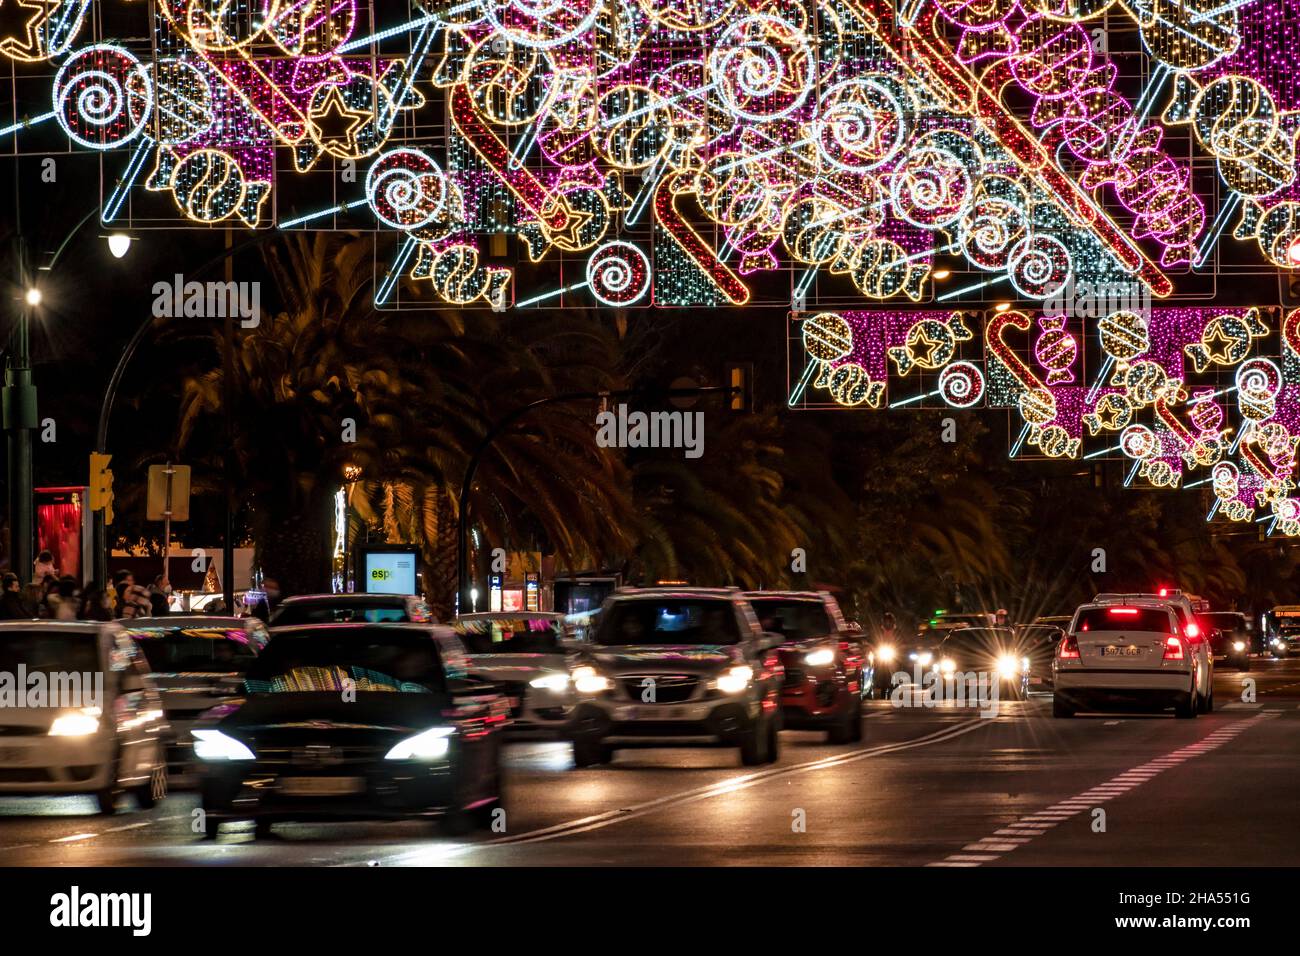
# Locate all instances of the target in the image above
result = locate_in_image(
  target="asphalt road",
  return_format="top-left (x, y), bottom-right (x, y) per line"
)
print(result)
top-left (2, 659), bottom-right (1297, 867)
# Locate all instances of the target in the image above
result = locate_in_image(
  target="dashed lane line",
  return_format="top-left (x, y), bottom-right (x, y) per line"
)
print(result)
top-left (927, 713), bottom-right (1274, 867)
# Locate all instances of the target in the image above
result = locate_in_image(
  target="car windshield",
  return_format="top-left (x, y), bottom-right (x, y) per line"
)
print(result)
top-left (124, 625), bottom-right (260, 673)
top-left (1202, 613), bottom-right (1247, 631)
top-left (596, 599), bottom-right (740, 646)
top-left (270, 601), bottom-right (408, 625)
top-left (244, 630), bottom-right (444, 694)
top-left (0, 631), bottom-right (99, 675)
top-left (454, 617), bottom-right (562, 654)
top-left (747, 599), bottom-right (833, 641)
top-left (942, 628), bottom-right (1014, 651)
top-left (1076, 607), bottom-right (1172, 633)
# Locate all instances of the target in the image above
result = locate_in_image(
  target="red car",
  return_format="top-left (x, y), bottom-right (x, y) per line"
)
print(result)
top-left (743, 591), bottom-right (867, 743)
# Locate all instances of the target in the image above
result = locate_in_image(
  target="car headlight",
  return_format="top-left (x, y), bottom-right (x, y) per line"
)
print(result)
top-left (529, 672), bottom-right (570, 692)
top-left (877, 645), bottom-right (896, 663)
top-left (910, 651), bottom-right (933, 666)
top-left (1232, 640), bottom-right (1246, 652)
top-left (573, 666), bottom-right (611, 694)
top-left (938, 658), bottom-right (956, 674)
top-left (191, 729), bottom-right (256, 761)
top-left (1022, 656), bottom-right (1031, 673)
top-left (716, 664), bottom-right (753, 695)
top-left (48, 709), bottom-right (101, 737)
top-left (996, 655), bottom-right (1019, 679)
top-left (804, 648), bottom-right (835, 667)
top-left (384, 726), bottom-right (455, 761)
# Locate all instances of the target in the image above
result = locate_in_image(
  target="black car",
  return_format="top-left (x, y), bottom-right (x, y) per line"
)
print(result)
top-left (122, 616), bottom-right (270, 783)
top-left (936, 626), bottom-right (1047, 699)
top-left (1202, 611), bottom-right (1253, 668)
top-left (194, 623), bottom-right (508, 839)
top-left (872, 628), bottom-right (950, 693)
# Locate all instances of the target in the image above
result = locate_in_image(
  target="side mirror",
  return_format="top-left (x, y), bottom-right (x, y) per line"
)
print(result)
top-left (758, 631), bottom-right (785, 652)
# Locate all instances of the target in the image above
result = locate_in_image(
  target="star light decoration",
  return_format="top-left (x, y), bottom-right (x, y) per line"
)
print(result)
top-left (5, 0), bottom-right (1300, 531)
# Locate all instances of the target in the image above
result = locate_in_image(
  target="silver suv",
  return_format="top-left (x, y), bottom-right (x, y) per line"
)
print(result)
top-left (567, 588), bottom-right (785, 767)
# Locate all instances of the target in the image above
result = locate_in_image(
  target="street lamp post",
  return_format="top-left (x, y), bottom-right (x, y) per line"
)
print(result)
top-left (4, 262), bottom-right (39, 580)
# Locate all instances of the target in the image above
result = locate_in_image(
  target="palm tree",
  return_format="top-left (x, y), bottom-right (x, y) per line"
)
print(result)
top-left (174, 232), bottom-right (638, 612)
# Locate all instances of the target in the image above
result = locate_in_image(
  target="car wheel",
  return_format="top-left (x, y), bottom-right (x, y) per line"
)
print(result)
top-left (764, 716), bottom-right (780, 763)
top-left (1202, 684), bottom-right (1214, 713)
top-left (1175, 686), bottom-right (1198, 719)
top-left (135, 763), bottom-right (167, 810)
top-left (94, 750), bottom-right (121, 815)
top-left (1052, 695), bottom-right (1075, 718)
top-left (200, 812), bottom-right (221, 840)
top-left (572, 736), bottom-right (611, 768)
top-left (739, 718), bottom-right (769, 766)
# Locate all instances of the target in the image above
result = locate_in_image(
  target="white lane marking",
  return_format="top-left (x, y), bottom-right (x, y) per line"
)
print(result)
top-left (103, 821), bottom-right (152, 833)
top-left (50, 832), bottom-right (97, 843)
top-left (349, 717), bottom-right (994, 864)
top-left (487, 718), bottom-right (993, 847)
top-left (927, 713), bottom-right (1273, 867)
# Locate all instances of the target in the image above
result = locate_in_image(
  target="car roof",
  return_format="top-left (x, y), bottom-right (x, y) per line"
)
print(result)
top-left (610, 587), bottom-right (741, 600)
top-left (1077, 600), bottom-right (1174, 614)
top-left (277, 593), bottom-right (411, 605)
top-left (0, 620), bottom-right (108, 633)
top-left (456, 611), bottom-right (564, 621)
top-left (740, 590), bottom-right (826, 600)
top-left (127, 616), bottom-right (258, 627)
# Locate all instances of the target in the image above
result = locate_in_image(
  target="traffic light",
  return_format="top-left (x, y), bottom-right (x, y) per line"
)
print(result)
top-left (724, 362), bottom-right (753, 413)
top-left (89, 452), bottom-right (114, 525)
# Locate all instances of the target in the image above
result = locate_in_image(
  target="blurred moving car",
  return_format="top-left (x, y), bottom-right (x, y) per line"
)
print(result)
top-left (567, 588), bottom-right (785, 767)
top-left (453, 612), bottom-right (578, 738)
top-left (268, 593), bottom-right (433, 627)
top-left (0, 621), bottom-right (169, 814)
top-left (744, 591), bottom-right (867, 743)
top-left (875, 628), bottom-right (949, 690)
top-left (122, 616), bottom-right (270, 783)
top-left (1054, 597), bottom-right (1213, 718)
top-left (1201, 611), bottom-right (1253, 669)
top-left (194, 623), bottom-right (508, 838)
top-left (1269, 605), bottom-right (1300, 657)
top-left (937, 624), bottom-right (1063, 696)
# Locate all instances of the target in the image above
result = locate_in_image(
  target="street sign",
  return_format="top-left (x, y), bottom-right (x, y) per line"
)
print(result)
top-left (146, 464), bottom-right (191, 521)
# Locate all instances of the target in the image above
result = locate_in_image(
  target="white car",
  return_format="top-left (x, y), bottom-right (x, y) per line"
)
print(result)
top-left (1054, 598), bottom-right (1213, 718)
top-left (0, 621), bottom-right (170, 813)
top-left (452, 612), bottom-right (578, 738)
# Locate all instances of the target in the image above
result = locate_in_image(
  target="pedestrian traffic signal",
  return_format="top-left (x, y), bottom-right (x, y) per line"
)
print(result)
top-left (89, 453), bottom-right (114, 525)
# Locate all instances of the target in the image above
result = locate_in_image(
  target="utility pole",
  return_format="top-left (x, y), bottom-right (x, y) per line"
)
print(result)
top-left (5, 238), bottom-right (38, 581)
top-left (221, 229), bottom-right (235, 612)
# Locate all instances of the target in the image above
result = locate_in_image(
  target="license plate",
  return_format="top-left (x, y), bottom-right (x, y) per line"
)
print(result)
top-left (1102, 645), bottom-right (1140, 657)
top-left (0, 747), bottom-right (27, 763)
top-left (279, 776), bottom-right (365, 797)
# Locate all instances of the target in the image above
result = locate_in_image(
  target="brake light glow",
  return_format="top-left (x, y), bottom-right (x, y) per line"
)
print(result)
top-left (1158, 588), bottom-right (1169, 597)
top-left (1185, 622), bottom-right (1200, 639)
top-left (1163, 636), bottom-right (1185, 660)
top-left (1058, 635), bottom-right (1080, 660)
top-left (1109, 607), bottom-right (1139, 616)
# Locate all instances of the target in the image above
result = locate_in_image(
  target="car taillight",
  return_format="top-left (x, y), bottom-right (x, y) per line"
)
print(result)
top-left (1058, 635), bottom-right (1080, 659)
top-left (1184, 622), bottom-right (1200, 639)
top-left (1163, 636), bottom-right (1185, 660)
